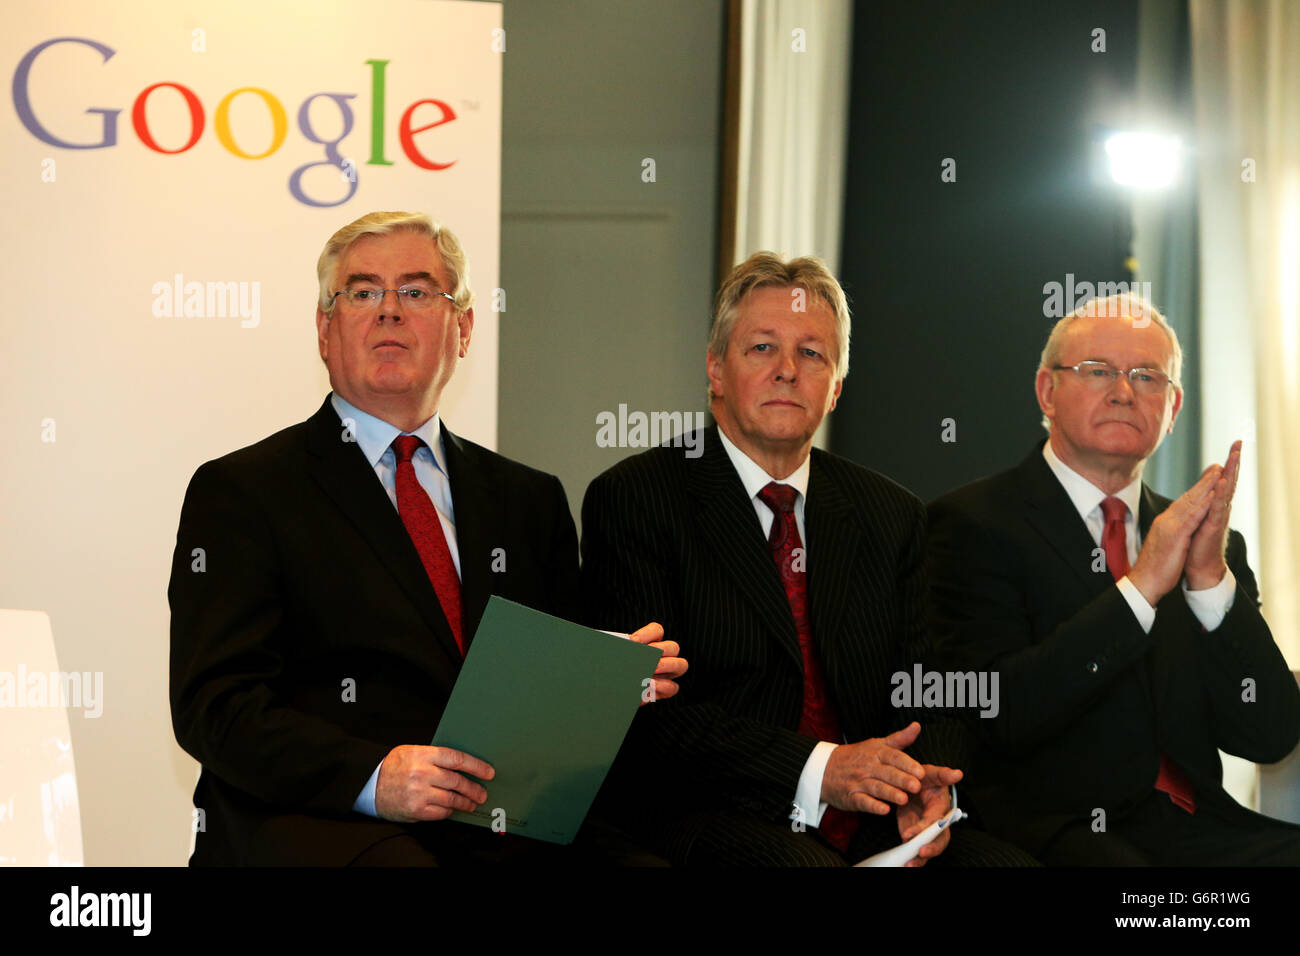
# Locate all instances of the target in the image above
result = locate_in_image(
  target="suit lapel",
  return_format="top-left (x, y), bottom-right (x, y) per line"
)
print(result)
top-left (440, 422), bottom-right (502, 649)
top-left (804, 453), bottom-right (856, 663)
top-left (1017, 445), bottom-right (1115, 604)
top-left (1138, 482), bottom-right (1182, 723)
top-left (1018, 443), bottom-right (1159, 711)
top-left (689, 427), bottom-right (803, 669)
top-left (1137, 483), bottom-right (1165, 539)
top-left (304, 397), bottom-right (463, 662)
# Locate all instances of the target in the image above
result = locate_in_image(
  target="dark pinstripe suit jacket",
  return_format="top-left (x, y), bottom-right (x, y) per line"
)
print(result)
top-left (582, 426), bottom-right (961, 830)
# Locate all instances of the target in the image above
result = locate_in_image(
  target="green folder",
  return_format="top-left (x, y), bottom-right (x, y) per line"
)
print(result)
top-left (431, 596), bottom-right (661, 844)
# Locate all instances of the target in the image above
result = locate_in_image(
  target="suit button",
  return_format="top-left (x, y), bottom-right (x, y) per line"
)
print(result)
top-left (1087, 662), bottom-right (1099, 673)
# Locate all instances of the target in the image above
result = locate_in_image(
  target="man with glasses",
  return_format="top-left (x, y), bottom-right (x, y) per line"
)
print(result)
top-left (927, 294), bottom-right (1300, 864)
top-left (169, 211), bottom-right (683, 865)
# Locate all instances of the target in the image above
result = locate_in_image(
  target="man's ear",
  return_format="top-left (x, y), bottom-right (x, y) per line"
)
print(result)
top-left (1034, 367), bottom-right (1056, 423)
top-left (706, 349), bottom-right (724, 399)
top-left (458, 307), bottom-right (474, 357)
top-left (827, 378), bottom-right (843, 414)
top-left (1167, 384), bottom-right (1184, 433)
top-left (316, 307), bottom-right (330, 364)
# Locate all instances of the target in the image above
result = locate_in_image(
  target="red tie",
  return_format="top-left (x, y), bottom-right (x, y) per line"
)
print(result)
top-left (393, 435), bottom-right (464, 655)
top-left (1100, 495), bottom-right (1130, 581)
top-left (757, 482), bottom-right (857, 851)
top-left (1100, 495), bottom-right (1196, 814)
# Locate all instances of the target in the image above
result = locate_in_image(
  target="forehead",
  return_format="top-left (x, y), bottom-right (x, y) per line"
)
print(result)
top-left (1061, 313), bottom-right (1174, 368)
top-left (335, 230), bottom-right (446, 283)
top-left (733, 285), bottom-right (835, 336)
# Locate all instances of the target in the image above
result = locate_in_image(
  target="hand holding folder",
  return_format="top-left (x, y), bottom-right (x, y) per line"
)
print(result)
top-left (622, 621), bottom-right (687, 704)
top-left (430, 597), bottom-right (665, 844)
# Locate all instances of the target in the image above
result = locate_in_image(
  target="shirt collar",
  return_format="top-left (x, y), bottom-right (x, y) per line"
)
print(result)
top-left (716, 426), bottom-right (811, 504)
top-left (329, 392), bottom-right (447, 476)
top-left (1042, 439), bottom-right (1142, 523)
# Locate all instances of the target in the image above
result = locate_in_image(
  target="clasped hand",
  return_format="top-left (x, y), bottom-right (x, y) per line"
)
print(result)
top-left (820, 721), bottom-right (962, 866)
top-left (1129, 440), bottom-right (1241, 605)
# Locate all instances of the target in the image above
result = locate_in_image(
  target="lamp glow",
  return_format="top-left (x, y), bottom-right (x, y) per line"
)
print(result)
top-left (1104, 132), bottom-right (1181, 189)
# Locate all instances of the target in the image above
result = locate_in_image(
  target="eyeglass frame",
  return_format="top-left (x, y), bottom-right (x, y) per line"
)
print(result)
top-left (1051, 361), bottom-right (1179, 393)
top-left (327, 285), bottom-right (458, 312)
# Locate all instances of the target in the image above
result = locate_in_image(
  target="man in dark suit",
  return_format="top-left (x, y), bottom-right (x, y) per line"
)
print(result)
top-left (169, 211), bottom-right (682, 865)
top-left (583, 253), bottom-right (1035, 866)
top-left (927, 294), bottom-right (1300, 865)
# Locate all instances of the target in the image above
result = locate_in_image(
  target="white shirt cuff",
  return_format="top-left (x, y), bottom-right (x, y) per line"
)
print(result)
top-left (352, 761), bottom-right (383, 817)
top-left (1183, 567), bottom-right (1237, 631)
top-left (1116, 575), bottom-right (1156, 633)
top-left (792, 741), bottom-right (837, 828)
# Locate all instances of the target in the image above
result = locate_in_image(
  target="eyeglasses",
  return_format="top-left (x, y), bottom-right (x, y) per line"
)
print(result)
top-left (328, 284), bottom-right (456, 312)
top-left (1053, 361), bottom-right (1175, 395)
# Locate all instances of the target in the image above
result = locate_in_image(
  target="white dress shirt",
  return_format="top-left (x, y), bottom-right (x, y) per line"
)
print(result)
top-left (1041, 441), bottom-right (1236, 632)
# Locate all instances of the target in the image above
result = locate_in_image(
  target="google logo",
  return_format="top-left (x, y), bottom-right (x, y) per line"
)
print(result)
top-left (12, 37), bottom-right (460, 208)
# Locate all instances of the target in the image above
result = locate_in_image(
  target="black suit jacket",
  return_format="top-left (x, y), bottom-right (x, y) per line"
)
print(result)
top-left (582, 426), bottom-right (961, 836)
top-left (168, 395), bottom-right (579, 865)
top-left (926, 443), bottom-right (1300, 855)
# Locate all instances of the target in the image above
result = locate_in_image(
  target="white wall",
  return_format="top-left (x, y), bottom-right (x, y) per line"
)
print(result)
top-left (497, 0), bottom-right (724, 522)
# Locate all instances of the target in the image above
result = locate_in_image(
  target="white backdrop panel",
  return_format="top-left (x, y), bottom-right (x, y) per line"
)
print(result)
top-left (0, 0), bottom-right (501, 864)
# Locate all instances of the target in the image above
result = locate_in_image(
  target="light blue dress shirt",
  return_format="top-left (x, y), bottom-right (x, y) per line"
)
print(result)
top-left (328, 393), bottom-right (462, 817)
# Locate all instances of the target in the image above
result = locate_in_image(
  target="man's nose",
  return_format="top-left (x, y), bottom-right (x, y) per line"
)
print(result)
top-left (1107, 372), bottom-right (1135, 402)
top-left (774, 350), bottom-right (798, 382)
top-left (377, 289), bottom-right (406, 323)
